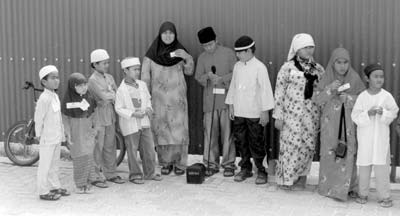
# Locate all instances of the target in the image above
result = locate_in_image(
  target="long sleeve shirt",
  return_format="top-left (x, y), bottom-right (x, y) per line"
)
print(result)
top-left (88, 71), bottom-right (117, 126)
top-left (34, 88), bottom-right (64, 145)
top-left (351, 89), bottom-right (399, 165)
top-left (115, 80), bottom-right (152, 136)
top-left (225, 56), bottom-right (275, 118)
top-left (194, 45), bottom-right (236, 112)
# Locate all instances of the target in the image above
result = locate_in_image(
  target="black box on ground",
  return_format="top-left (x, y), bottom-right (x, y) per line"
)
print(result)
top-left (186, 163), bottom-right (206, 184)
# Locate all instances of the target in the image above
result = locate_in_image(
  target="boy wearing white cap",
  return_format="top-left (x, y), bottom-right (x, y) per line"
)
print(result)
top-left (225, 36), bottom-right (274, 184)
top-left (115, 57), bottom-right (162, 184)
top-left (35, 65), bottom-right (70, 200)
top-left (88, 49), bottom-right (124, 187)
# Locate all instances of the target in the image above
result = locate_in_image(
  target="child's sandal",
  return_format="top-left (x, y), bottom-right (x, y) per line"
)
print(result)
top-left (51, 188), bottom-right (70, 196)
top-left (378, 199), bottom-right (393, 208)
top-left (39, 191), bottom-right (61, 201)
top-left (355, 195), bottom-right (368, 204)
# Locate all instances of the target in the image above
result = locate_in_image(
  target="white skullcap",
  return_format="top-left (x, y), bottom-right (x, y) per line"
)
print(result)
top-left (39, 65), bottom-right (58, 80)
top-left (287, 33), bottom-right (315, 61)
top-left (90, 49), bottom-right (110, 63)
top-left (121, 57), bottom-right (141, 69)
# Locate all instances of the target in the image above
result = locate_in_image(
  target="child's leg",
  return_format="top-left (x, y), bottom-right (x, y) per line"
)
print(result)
top-left (233, 117), bottom-right (252, 171)
top-left (93, 126), bottom-right (106, 180)
top-left (203, 110), bottom-right (221, 170)
top-left (247, 118), bottom-right (266, 172)
top-left (220, 109), bottom-right (236, 170)
top-left (73, 155), bottom-right (90, 188)
top-left (102, 124), bottom-right (117, 179)
top-left (139, 128), bottom-right (157, 179)
top-left (358, 165), bottom-right (372, 198)
top-left (37, 144), bottom-right (57, 195)
top-left (47, 144), bottom-right (62, 190)
top-left (124, 133), bottom-right (143, 180)
top-left (374, 164), bottom-right (391, 201)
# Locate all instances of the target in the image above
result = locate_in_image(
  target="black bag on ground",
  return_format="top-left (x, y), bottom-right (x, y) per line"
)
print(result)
top-left (335, 104), bottom-right (347, 159)
top-left (186, 163), bottom-right (206, 184)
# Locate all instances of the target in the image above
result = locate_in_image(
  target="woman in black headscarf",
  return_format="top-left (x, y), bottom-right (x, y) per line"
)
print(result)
top-left (141, 21), bottom-right (194, 176)
top-left (62, 73), bottom-right (98, 193)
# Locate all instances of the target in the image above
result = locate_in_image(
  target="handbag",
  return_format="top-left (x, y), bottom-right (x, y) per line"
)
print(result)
top-left (335, 104), bottom-right (347, 159)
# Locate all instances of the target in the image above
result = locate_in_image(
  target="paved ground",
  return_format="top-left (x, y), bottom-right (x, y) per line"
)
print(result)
top-left (0, 154), bottom-right (400, 216)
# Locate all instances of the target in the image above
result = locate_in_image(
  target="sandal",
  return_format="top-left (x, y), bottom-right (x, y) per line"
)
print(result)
top-left (205, 168), bottom-right (219, 177)
top-left (129, 178), bottom-right (145, 184)
top-left (174, 167), bottom-right (185, 176)
top-left (378, 199), bottom-right (393, 208)
top-left (50, 188), bottom-right (70, 196)
top-left (91, 180), bottom-right (109, 188)
top-left (355, 195), bottom-right (368, 204)
top-left (348, 191), bottom-right (358, 199)
top-left (39, 191), bottom-right (61, 201)
top-left (76, 187), bottom-right (86, 194)
top-left (223, 168), bottom-right (235, 177)
top-left (161, 165), bottom-right (173, 175)
top-left (107, 176), bottom-right (125, 184)
top-left (279, 185), bottom-right (292, 191)
top-left (150, 174), bottom-right (163, 181)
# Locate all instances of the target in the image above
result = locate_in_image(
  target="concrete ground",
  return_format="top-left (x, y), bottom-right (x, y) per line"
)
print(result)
top-left (0, 153), bottom-right (400, 216)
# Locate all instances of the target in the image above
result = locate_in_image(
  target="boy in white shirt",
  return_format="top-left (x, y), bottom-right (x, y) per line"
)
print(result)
top-left (351, 63), bottom-right (399, 208)
top-left (115, 57), bottom-right (162, 184)
top-left (225, 36), bottom-right (274, 184)
top-left (35, 65), bottom-right (70, 200)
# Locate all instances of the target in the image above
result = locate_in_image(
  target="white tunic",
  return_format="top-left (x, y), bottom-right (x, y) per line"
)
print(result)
top-left (225, 56), bottom-right (274, 118)
top-left (351, 89), bottom-right (398, 165)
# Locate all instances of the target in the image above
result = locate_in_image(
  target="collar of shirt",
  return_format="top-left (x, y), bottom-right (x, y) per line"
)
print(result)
top-left (93, 70), bottom-right (107, 79)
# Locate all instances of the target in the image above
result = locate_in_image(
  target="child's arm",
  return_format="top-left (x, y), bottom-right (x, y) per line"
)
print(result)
top-left (62, 114), bottom-right (72, 145)
top-left (88, 79), bottom-right (115, 102)
top-left (34, 96), bottom-right (49, 139)
top-left (272, 64), bottom-right (290, 122)
top-left (143, 84), bottom-right (153, 116)
top-left (351, 94), bottom-right (371, 127)
top-left (225, 65), bottom-right (237, 120)
top-left (114, 89), bottom-right (134, 119)
top-left (257, 65), bottom-right (275, 112)
top-left (379, 94), bottom-right (399, 125)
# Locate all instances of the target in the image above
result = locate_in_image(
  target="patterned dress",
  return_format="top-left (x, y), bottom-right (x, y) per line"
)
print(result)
top-left (141, 56), bottom-right (194, 168)
top-left (273, 60), bottom-right (324, 186)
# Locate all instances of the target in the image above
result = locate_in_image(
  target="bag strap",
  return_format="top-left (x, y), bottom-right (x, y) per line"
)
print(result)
top-left (338, 103), bottom-right (347, 142)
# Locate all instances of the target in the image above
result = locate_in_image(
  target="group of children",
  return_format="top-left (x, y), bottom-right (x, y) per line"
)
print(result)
top-left (33, 26), bottom-right (398, 208)
top-left (35, 50), bottom-right (161, 201)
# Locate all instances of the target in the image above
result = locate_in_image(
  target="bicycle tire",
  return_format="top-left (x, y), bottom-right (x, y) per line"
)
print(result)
top-left (115, 131), bottom-right (126, 166)
top-left (4, 120), bottom-right (39, 166)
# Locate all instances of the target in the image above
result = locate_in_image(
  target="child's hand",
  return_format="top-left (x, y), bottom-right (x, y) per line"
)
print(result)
top-left (259, 111), bottom-right (269, 126)
top-left (145, 107), bottom-right (153, 116)
top-left (229, 105), bottom-right (235, 120)
top-left (339, 93), bottom-right (348, 103)
top-left (375, 106), bottom-right (383, 115)
top-left (327, 80), bottom-right (341, 94)
top-left (131, 110), bottom-right (145, 118)
top-left (274, 119), bottom-right (284, 130)
top-left (368, 107), bottom-right (378, 116)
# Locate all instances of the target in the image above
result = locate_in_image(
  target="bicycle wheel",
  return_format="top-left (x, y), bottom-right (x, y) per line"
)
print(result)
top-left (115, 131), bottom-right (126, 166)
top-left (4, 120), bottom-right (39, 166)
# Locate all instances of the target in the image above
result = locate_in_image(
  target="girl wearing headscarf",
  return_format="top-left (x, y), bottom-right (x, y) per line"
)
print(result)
top-left (62, 73), bottom-right (98, 194)
top-left (141, 21), bottom-right (194, 175)
top-left (273, 33), bottom-right (324, 190)
top-left (315, 48), bottom-right (365, 201)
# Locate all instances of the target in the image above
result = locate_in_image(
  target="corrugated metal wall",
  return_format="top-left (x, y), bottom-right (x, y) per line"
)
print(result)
top-left (1, 0), bottom-right (400, 164)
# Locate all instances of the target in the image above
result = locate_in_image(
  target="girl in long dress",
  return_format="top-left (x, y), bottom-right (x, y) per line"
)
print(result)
top-left (273, 33), bottom-right (324, 190)
top-left (315, 48), bottom-right (365, 201)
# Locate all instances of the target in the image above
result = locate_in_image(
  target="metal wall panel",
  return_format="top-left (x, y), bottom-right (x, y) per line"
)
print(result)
top-left (1, 0), bottom-right (399, 164)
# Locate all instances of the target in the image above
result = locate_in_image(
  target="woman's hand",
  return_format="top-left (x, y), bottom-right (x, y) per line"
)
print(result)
top-left (174, 49), bottom-right (190, 60)
top-left (145, 107), bottom-right (153, 116)
top-left (274, 119), bottom-right (284, 130)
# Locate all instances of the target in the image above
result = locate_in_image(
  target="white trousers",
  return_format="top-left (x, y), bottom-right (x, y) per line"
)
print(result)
top-left (37, 143), bottom-right (61, 195)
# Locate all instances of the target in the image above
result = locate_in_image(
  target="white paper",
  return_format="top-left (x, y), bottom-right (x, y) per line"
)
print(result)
top-left (338, 83), bottom-right (350, 92)
top-left (213, 88), bottom-right (225, 95)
